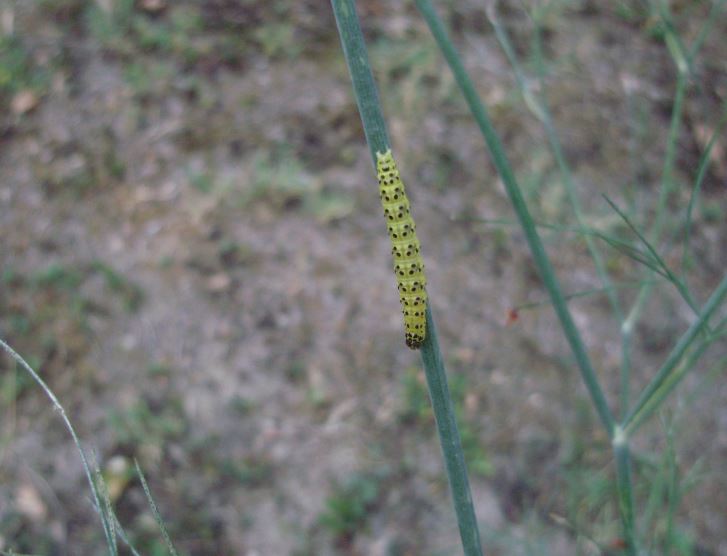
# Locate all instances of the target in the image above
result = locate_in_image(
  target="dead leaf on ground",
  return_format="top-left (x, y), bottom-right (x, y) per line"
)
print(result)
top-left (11, 90), bottom-right (39, 115)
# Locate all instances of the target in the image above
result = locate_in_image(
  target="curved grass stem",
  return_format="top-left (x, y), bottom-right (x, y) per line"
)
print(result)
top-left (0, 339), bottom-right (118, 555)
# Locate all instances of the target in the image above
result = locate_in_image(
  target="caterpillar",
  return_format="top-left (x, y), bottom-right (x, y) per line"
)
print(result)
top-left (376, 149), bottom-right (428, 350)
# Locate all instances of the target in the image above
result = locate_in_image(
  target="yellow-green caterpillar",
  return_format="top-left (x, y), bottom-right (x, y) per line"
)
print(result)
top-left (376, 149), bottom-right (427, 349)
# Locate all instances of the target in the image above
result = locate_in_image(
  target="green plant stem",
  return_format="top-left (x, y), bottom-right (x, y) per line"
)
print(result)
top-left (619, 76), bottom-right (685, 417)
top-left (686, 0), bottom-right (726, 66)
top-left (420, 308), bottom-right (484, 553)
top-left (330, 0), bottom-right (388, 160)
top-left (664, 421), bottom-right (679, 549)
top-left (488, 5), bottom-right (636, 420)
top-left (620, 5), bottom-right (691, 421)
top-left (331, 2), bottom-right (483, 553)
top-left (650, 73), bottom-right (686, 245)
top-left (415, 0), bottom-right (615, 436)
top-left (613, 427), bottom-right (637, 554)
top-left (135, 459), bottom-right (179, 556)
top-left (488, 6), bottom-right (624, 322)
top-left (682, 99), bottom-right (727, 275)
top-left (624, 0), bottom-right (724, 419)
top-left (617, 0), bottom-right (727, 441)
top-left (603, 195), bottom-right (705, 322)
top-left (624, 327), bottom-right (727, 438)
top-left (622, 274), bottom-right (727, 434)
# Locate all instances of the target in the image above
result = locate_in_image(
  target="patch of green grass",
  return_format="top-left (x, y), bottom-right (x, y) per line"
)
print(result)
top-left (123, 59), bottom-right (175, 97)
top-left (91, 261), bottom-right (144, 312)
top-left (108, 397), bottom-right (187, 451)
top-left (318, 472), bottom-right (382, 542)
top-left (458, 421), bottom-right (495, 478)
top-left (188, 168), bottom-right (215, 193)
top-left (84, 0), bottom-right (136, 54)
top-left (244, 149), bottom-right (354, 222)
top-left (614, 1), bottom-right (649, 25)
top-left (158, 255), bottom-right (175, 269)
top-left (211, 34), bottom-right (251, 67)
top-left (305, 383), bottom-right (331, 412)
top-left (146, 362), bottom-right (173, 378)
top-left (31, 264), bottom-right (83, 291)
top-left (253, 23), bottom-right (301, 59)
top-left (7, 313), bottom-right (32, 336)
top-left (247, 149), bottom-right (313, 204)
top-left (0, 260), bottom-right (143, 406)
top-left (0, 511), bottom-right (56, 555)
top-left (35, 127), bottom-right (126, 198)
top-left (305, 187), bottom-right (355, 224)
top-left (228, 395), bottom-right (255, 415)
top-left (131, 6), bottom-right (203, 61)
top-left (0, 266), bottom-right (90, 390)
top-left (0, 35), bottom-right (49, 97)
top-left (562, 465), bottom-right (617, 540)
top-left (220, 455), bottom-right (274, 487)
top-left (84, 0), bottom-right (254, 69)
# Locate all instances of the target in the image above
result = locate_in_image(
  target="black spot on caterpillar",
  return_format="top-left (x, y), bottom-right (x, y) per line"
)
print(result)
top-left (376, 149), bottom-right (427, 349)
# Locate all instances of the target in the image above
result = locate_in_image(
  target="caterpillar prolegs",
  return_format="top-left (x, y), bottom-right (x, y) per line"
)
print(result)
top-left (376, 149), bottom-right (428, 350)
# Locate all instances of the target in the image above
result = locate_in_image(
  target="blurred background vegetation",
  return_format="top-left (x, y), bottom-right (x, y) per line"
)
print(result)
top-left (0, 0), bottom-right (725, 554)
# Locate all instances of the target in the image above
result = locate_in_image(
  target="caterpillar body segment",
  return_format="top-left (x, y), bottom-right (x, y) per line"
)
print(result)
top-left (376, 149), bottom-right (428, 349)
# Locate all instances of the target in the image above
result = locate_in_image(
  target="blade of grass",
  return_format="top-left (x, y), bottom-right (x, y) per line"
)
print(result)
top-left (111, 514), bottom-right (144, 556)
top-left (135, 459), bottom-right (179, 556)
top-left (0, 338), bottom-right (118, 555)
top-left (415, 0), bottom-right (615, 436)
top-left (623, 274), bottom-right (727, 435)
top-left (330, 2), bottom-right (483, 553)
top-left (93, 454), bottom-right (118, 556)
